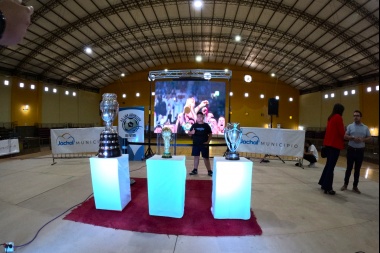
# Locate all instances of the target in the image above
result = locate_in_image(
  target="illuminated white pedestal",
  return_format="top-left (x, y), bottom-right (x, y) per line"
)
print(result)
top-left (90, 154), bottom-right (131, 211)
top-left (146, 155), bottom-right (186, 218)
top-left (211, 157), bottom-right (253, 220)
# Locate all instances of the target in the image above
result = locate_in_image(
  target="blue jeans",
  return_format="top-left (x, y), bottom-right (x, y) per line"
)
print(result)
top-left (318, 146), bottom-right (340, 191)
top-left (344, 147), bottom-right (365, 187)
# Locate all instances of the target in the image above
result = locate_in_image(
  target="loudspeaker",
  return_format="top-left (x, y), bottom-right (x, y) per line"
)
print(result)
top-left (268, 98), bottom-right (279, 116)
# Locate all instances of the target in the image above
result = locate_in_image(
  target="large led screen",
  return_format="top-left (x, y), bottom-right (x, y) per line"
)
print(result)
top-left (154, 80), bottom-right (226, 134)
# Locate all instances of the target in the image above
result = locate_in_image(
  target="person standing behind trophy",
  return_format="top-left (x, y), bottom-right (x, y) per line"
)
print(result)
top-left (0, 0), bottom-right (34, 46)
top-left (340, 110), bottom-right (371, 194)
top-left (188, 112), bottom-right (213, 177)
top-left (318, 103), bottom-right (345, 195)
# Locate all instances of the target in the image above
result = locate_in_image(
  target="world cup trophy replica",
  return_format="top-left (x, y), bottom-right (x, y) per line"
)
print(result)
top-left (224, 123), bottom-right (243, 160)
top-left (161, 127), bottom-right (173, 159)
top-left (98, 93), bottom-right (121, 158)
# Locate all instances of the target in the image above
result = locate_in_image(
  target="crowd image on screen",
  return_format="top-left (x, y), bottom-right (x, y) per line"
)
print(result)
top-left (153, 81), bottom-right (226, 135)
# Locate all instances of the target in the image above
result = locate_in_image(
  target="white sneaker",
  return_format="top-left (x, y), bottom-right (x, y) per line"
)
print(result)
top-left (308, 163), bottom-right (317, 168)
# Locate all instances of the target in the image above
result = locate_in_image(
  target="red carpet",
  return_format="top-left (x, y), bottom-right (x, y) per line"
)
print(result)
top-left (64, 178), bottom-right (262, 237)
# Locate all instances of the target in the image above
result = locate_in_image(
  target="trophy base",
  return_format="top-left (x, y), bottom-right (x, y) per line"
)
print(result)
top-left (162, 153), bottom-right (172, 159)
top-left (98, 132), bottom-right (122, 158)
top-left (225, 152), bottom-right (240, 160)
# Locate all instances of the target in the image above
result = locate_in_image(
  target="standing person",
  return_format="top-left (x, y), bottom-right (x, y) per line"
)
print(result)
top-left (341, 110), bottom-right (371, 194)
top-left (0, 0), bottom-right (34, 46)
top-left (318, 103), bottom-right (345, 195)
top-left (188, 112), bottom-right (213, 177)
top-left (296, 140), bottom-right (318, 168)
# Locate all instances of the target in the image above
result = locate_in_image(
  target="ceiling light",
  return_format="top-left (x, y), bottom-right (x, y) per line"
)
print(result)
top-left (344, 91), bottom-right (348, 96)
top-left (376, 85), bottom-right (379, 91)
top-left (65, 91), bottom-right (69, 95)
top-left (260, 94), bottom-right (265, 99)
top-left (351, 90), bottom-right (356, 95)
top-left (276, 96), bottom-right (280, 100)
top-left (289, 97), bottom-right (293, 102)
top-left (122, 94), bottom-right (127, 98)
top-left (367, 87), bottom-right (372, 92)
top-left (230, 92), bottom-right (233, 97)
top-left (204, 72), bottom-right (212, 80)
top-left (4, 80), bottom-right (9, 86)
top-left (271, 73), bottom-right (276, 77)
top-left (245, 93), bottom-right (249, 98)
top-left (235, 35), bottom-right (241, 42)
top-left (194, 0), bottom-right (203, 8)
top-left (85, 47), bottom-right (92, 54)
top-left (331, 93), bottom-right (335, 98)
top-left (121, 73), bottom-right (125, 77)
top-left (152, 92), bottom-right (156, 96)
top-left (325, 94), bottom-right (329, 99)
top-left (20, 83), bottom-right (24, 88)
top-left (53, 88), bottom-right (57, 93)
top-left (45, 87), bottom-right (49, 92)
top-left (136, 93), bottom-right (140, 97)
top-left (73, 92), bottom-right (77, 97)
top-left (225, 69), bottom-right (229, 73)
top-left (31, 84), bottom-right (35, 90)
top-left (196, 56), bottom-right (203, 62)
top-left (164, 69), bottom-right (168, 72)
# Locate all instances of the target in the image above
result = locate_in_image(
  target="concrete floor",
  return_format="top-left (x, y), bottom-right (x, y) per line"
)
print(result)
top-left (0, 147), bottom-right (378, 253)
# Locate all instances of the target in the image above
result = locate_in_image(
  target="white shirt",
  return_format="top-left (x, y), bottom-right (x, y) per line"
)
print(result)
top-left (309, 144), bottom-right (318, 161)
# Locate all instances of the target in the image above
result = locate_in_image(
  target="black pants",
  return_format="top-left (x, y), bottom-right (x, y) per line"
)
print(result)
top-left (303, 154), bottom-right (317, 164)
top-left (344, 147), bottom-right (365, 187)
top-left (319, 146), bottom-right (340, 191)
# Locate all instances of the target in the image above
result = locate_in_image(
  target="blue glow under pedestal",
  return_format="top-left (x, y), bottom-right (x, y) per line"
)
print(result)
top-left (212, 157), bottom-right (253, 220)
top-left (146, 155), bottom-right (186, 218)
top-left (90, 154), bottom-right (131, 211)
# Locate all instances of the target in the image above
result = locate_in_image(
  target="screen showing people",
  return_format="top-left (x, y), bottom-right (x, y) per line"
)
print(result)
top-left (154, 80), bottom-right (226, 135)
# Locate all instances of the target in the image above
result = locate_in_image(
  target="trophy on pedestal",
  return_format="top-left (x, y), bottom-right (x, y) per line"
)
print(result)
top-left (98, 93), bottom-right (121, 158)
top-left (224, 123), bottom-right (243, 160)
top-left (161, 127), bottom-right (173, 159)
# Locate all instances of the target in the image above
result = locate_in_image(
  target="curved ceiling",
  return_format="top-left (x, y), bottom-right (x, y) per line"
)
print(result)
top-left (0, 0), bottom-right (378, 94)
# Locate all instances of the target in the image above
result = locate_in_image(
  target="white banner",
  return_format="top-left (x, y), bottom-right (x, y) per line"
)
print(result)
top-left (118, 107), bottom-right (145, 161)
top-left (237, 127), bottom-right (305, 157)
top-left (0, 139), bottom-right (20, 157)
top-left (51, 127), bottom-right (105, 154)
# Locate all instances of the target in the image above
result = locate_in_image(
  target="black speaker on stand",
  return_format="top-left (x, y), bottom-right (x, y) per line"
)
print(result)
top-left (261, 98), bottom-right (285, 164)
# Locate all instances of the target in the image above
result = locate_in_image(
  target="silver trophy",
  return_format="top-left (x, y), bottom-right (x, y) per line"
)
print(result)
top-left (161, 127), bottom-right (173, 159)
top-left (98, 93), bottom-right (121, 158)
top-left (224, 123), bottom-right (243, 160)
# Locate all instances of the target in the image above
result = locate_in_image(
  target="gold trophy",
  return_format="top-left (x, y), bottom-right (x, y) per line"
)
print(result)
top-left (161, 127), bottom-right (173, 159)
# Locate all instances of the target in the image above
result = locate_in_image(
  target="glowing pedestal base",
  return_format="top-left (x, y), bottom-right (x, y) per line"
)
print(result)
top-left (90, 154), bottom-right (131, 211)
top-left (146, 155), bottom-right (186, 218)
top-left (212, 157), bottom-right (253, 220)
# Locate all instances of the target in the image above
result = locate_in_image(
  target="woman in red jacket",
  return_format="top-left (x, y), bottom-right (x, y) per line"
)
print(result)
top-left (318, 103), bottom-right (345, 195)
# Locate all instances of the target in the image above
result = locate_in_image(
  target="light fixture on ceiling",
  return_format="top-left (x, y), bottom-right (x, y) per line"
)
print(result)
top-left (230, 92), bottom-right (233, 97)
top-left (85, 47), bottom-right (93, 54)
top-left (23, 105), bottom-right (29, 111)
top-left (344, 91), bottom-right (348, 96)
top-left (53, 88), bottom-right (57, 93)
top-left (260, 94), bottom-right (265, 99)
top-left (289, 97), bottom-right (293, 102)
top-left (4, 80), bottom-right (9, 86)
top-left (245, 93), bottom-right (249, 98)
top-left (331, 93), bottom-right (335, 98)
top-left (196, 56), bottom-right (203, 62)
top-left (194, 0), bottom-right (203, 9)
top-left (73, 92), bottom-right (77, 97)
top-left (31, 84), bottom-right (35, 90)
top-left (122, 94), bottom-right (127, 98)
top-left (276, 96), bottom-right (280, 100)
top-left (136, 93), bottom-right (140, 97)
top-left (44, 87), bottom-right (49, 92)
top-left (20, 83), bottom-right (25, 88)
top-left (235, 35), bottom-right (242, 42)
top-left (121, 73), bottom-right (125, 77)
top-left (376, 85), bottom-right (379, 91)
top-left (65, 91), bottom-right (69, 95)
top-left (367, 87), bottom-right (372, 92)
top-left (351, 90), bottom-right (356, 95)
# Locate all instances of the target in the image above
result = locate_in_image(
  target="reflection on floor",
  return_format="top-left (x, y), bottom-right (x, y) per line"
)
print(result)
top-left (0, 146), bottom-right (378, 253)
